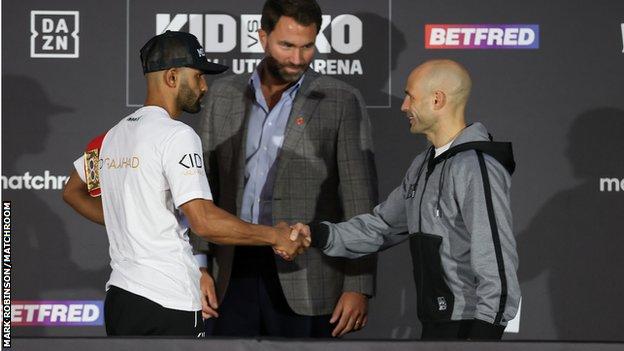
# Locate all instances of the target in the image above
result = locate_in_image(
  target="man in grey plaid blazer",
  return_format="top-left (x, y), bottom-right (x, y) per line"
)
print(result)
top-left (191, 0), bottom-right (377, 338)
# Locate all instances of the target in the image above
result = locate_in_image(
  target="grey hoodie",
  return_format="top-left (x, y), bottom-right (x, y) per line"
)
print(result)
top-left (312, 122), bottom-right (520, 327)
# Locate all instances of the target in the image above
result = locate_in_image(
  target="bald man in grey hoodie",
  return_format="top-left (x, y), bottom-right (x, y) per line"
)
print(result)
top-left (301, 59), bottom-right (520, 340)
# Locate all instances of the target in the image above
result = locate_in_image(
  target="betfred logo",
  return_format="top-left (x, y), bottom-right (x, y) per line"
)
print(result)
top-left (11, 301), bottom-right (103, 326)
top-left (30, 11), bottom-right (79, 58)
top-left (425, 24), bottom-right (539, 49)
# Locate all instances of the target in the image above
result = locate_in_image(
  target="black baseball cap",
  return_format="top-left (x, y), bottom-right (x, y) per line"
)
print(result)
top-left (140, 30), bottom-right (228, 75)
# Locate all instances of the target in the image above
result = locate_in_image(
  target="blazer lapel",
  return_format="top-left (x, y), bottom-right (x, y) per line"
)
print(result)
top-left (274, 72), bottom-right (322, 182)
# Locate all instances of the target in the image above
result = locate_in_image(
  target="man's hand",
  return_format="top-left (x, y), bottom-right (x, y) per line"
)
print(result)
top-left (330, 291), bottom-right (368, 337)
top-left (289, 222), bottom-right (311, 242)
top-left (272, 222), bottom-right (310, 260)
top-left (199, 267), bottom-right (219, 319)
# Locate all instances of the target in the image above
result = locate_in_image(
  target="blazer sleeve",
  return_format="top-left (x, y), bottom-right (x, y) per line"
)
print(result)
top-left (335, 87), bottom-right (380, 296)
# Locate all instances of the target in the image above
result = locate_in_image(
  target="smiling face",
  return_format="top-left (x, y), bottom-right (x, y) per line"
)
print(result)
top-left (401, 68), bottom-right (438, 135)
top-left (259, 16), bottom-right (317, 83)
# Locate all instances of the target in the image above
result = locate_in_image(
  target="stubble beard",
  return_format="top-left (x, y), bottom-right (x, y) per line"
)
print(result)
top-left (178, 81), bottom-right (202, 114)
top-left (265, 54), bottom-right (308, 83)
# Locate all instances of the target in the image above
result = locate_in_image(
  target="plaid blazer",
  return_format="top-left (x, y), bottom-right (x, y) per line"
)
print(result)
top-left (191, 70), bottom-right (378, 315)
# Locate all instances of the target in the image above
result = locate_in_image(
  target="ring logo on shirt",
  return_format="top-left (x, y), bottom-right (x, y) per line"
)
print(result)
top-left (85, 148), bottom-right (101, 196)
top-left (179, 153), bottom-right (203, 169)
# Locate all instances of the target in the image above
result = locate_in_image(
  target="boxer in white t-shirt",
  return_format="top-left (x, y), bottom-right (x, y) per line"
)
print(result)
top-left (63, 31), bottom-right (310, 336)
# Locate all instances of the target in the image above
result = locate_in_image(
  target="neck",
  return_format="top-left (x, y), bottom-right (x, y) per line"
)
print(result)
top-left (144, 92), bottom-right (180, 119)
top-left (259, 63), bottom-right (296, 109)
top-left (426, 115), bottom-right (466, 148)
top-left (260, 63), bottom-right (292, 90)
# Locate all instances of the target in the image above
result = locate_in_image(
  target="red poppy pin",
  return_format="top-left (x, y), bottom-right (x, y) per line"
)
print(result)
top-left (296, 117), bottom-right (305, 126)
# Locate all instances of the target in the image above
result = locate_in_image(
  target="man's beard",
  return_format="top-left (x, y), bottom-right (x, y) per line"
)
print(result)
top-left (264, 54), bottom-right (308, 83)
top-left (178, 81), bottom-right (202, 114)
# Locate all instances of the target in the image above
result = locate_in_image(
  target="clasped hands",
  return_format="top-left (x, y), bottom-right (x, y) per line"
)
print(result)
top-left (272, 222), bottom-right (312, 260)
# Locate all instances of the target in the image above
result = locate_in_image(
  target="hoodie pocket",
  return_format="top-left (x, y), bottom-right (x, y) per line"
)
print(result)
top-left (409, 232), bottom-right (454, 322)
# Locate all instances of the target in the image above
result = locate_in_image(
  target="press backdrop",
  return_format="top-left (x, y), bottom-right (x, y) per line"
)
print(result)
top-left (2, 0), bottom-right (624, 341)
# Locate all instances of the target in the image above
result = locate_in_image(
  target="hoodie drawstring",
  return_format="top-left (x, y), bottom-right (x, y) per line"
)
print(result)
top-left (435, 157), bottom-right (450, 218)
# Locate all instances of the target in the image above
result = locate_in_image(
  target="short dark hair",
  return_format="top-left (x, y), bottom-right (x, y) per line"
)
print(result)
top-left (261, 0), bottom-right (322, 34)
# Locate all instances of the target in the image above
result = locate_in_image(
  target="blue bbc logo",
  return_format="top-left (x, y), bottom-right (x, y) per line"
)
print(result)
top-left (30, 11), bottom-right (79, 58)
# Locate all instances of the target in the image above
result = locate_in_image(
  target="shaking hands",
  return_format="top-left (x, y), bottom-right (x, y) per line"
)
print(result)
top-left (272, 222), bottom-right (312, 260)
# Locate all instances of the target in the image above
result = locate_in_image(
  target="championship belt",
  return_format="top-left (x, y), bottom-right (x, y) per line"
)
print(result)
top-left (83, 133), bottom-right (106, 197)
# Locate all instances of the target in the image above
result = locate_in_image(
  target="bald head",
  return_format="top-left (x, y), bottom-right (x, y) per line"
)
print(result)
top-left (408, 59), bottom-right (472, 108)
top-left (401, 59), bottom-right (472, 143)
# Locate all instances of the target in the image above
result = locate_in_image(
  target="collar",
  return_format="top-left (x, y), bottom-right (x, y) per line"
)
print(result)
top-left (137, 105), bottom-right (171, 118)
top-left (249, 61), bottom-right (305, 103)
top-left (434, 139), bottom-right (455, 158)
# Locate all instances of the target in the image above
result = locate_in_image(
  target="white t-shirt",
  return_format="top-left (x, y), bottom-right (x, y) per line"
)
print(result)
top-left (73, 106), bottom-right (212, 311)
top-left (434, 139), bottom-right (455, 158)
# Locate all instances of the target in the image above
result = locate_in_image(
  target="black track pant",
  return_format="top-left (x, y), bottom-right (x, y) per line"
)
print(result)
top-left (104, 285), bottom-right (204, 336)
top-left (421, 319), bottom-right (505, 340)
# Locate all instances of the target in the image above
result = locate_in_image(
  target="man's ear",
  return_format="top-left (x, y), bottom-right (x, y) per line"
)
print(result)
top-left (432, 90), bottom-right (447, 111)
top-left (164, 68), bottom-right (178, 88)
top-left (258, 28), bottom-right (268, 52)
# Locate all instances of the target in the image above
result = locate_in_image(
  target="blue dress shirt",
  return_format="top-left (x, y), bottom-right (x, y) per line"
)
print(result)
top-left (240, 68), bottom-right (304, 225)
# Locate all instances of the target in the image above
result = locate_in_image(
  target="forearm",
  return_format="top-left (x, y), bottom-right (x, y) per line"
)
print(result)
top-left (182, 199), bottom-right (277, 246)
top-left (310, 222), bottom-right (361, 258)
top-left (200, 212), bottom-right (276, 246)
top-left (65, 193), bottom-right (104, 225)
top-left (63, 172), bottom-right (104, 225)
top-left (311, 215), bottom-right (406, 259)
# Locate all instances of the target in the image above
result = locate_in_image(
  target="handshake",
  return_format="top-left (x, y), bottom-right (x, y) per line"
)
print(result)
top-left (272, 222), bottom-right (312, 260)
